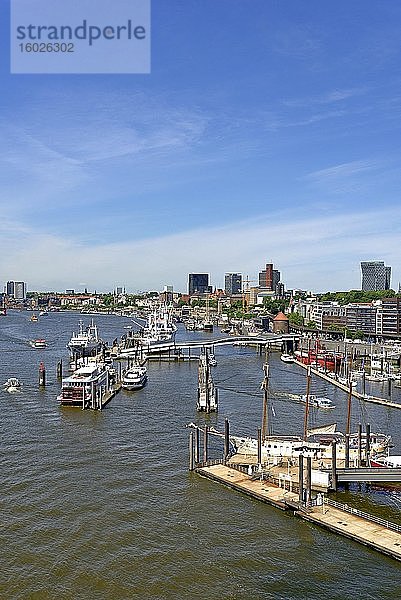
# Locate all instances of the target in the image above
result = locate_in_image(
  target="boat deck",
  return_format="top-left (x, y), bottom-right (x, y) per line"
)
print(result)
top-left (196, 463), bottom-right (401, 562)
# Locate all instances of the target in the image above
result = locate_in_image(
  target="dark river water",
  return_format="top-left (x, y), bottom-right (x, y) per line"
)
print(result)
top-left (1, 310), bottom-right (401, 599)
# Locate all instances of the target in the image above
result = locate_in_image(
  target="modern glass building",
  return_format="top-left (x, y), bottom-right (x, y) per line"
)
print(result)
top-left (224, 273), bottom-right (242, 296)
top-left (6, 281), bottom-right (27, 300)
top-left (361, 261), bottom-right (391, 291)
top-left (188, 273), bottom-right (209, 295)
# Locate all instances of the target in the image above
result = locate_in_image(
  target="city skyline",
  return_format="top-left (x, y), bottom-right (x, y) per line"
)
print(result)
top-left (3, 254), bottom-right (398, 296)
top-left (1, 1), bottom-right (401, 292)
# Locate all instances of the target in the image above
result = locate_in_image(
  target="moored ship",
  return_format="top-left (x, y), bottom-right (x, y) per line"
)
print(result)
top-left (122, 365), bottom-right (148, 391)
top-left (57, 362), bottom-right (110, 408)
top-left (294, 346), bottom-right (343, 372)
top-left (67, 319), bottom-right (103, 357)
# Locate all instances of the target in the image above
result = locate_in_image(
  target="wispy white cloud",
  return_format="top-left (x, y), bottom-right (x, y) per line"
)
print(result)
top-left (302, 159), bottom-right (385, 195)
top-left (283, 87), bottom-right (367, 108)
top-left (0, 206), bottom-right (399, 294)
top-left (0, 122), bottom-right (88, 214)
top-left (0, 96), bottom-right (212, 213)
top-left (304, 159), bottom-right (380, 182)
top-left (263, 108), bottom-right (347, 131)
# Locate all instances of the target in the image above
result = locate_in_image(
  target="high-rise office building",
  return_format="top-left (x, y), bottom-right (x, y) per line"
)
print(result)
top-left (6, 281), bottom-right (27, 300)
top-left (259, 263), bottom-right (281, 292)
top-left (224, 273), bottom-right (242, 296)
top-left (361, 261), bottom-right (391, 291)
top-left (188, 273), bottom-right (209, 295)
top-left (259, 263), bottom-right (273, 289)
top-left (272, 269), bottom-right (281, 291)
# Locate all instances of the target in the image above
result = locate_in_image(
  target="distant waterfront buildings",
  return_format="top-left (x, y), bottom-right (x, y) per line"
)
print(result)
top-left (295, 296), bottom-right (401, 338)
top-left (377, 297), bottom-right (401, 337)
top-left (361, 261), bottom-right (391, 291)
top-left (5, 281), bottom-right (27, 300)
top-left (224, 273), bottom-right (242, 296)
top-left (188, 273), bottom-right (210, 295)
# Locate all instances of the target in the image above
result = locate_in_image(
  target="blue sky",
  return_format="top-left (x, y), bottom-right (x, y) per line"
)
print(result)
top-left (1, 0), bottom-right (401, 293)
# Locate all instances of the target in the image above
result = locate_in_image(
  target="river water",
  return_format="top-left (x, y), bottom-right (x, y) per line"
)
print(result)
top-left (1, 310), bottom-right (401, 600)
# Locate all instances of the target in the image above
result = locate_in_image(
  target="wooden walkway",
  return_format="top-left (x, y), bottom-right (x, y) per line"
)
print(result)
top-left (196, 463), bottom-right (401, 562)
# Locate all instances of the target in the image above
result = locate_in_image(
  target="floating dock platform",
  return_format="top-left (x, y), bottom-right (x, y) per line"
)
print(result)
top-left (196, 463), bottom-right (401, 563)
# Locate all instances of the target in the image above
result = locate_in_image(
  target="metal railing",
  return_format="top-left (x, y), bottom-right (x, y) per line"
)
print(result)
top-left (325, 498), bottom-right (401, 533)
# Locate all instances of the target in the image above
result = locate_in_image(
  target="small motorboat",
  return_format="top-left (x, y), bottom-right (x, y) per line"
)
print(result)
top-left (300, 394), bottom-right (335, 409)
top-left (280, 353), bottom-right (295, 363)
top-left (3, 378), bottom-right (21, 393)
top-left (122, 365), bottom-right (148, 391)
top-left (30, 339), bottom-right (47, 349)
top-left (370, 455), bottom-right (401, 468)
top-left (30, 314), bottom-right (38, 322)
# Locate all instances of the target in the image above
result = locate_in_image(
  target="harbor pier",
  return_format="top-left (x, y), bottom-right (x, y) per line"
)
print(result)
top-left (294, 359), bottom-right (401, 409)
top-left (196, 462), bottom-right (401, 563)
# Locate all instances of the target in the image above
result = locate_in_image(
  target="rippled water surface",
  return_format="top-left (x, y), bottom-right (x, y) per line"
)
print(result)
top-left (1, 311), bottom-right (401, 599)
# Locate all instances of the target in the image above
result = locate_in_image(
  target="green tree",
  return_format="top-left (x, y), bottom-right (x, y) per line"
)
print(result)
top-left (102, 294), bottom-right (114, 307)
top-left (288, 312), bottom-right (304, 326)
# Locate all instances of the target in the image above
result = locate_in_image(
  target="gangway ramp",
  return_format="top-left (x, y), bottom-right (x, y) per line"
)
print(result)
top-left (335, 467), bottom-right (401, 483)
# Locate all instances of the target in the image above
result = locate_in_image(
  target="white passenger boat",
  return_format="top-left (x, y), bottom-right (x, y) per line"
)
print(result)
top-left (138, 305), bottom-right (177, 346)
top-left (122, 365), bottom-right (148, 390)
top-left (57, 362), bottom-right (110, 407)
top-left (3, 378), bottom-right (21, 393)
top-left (67, 319), bottom-right (103, 357)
